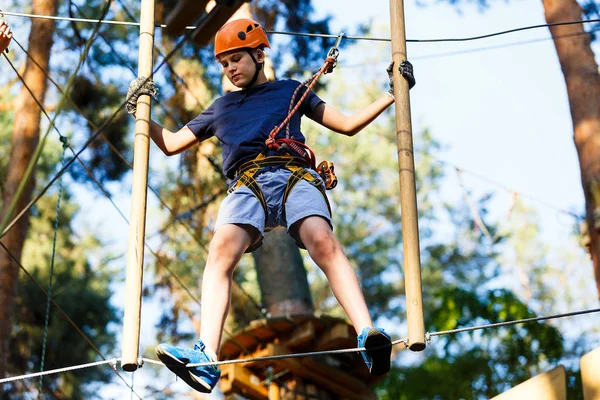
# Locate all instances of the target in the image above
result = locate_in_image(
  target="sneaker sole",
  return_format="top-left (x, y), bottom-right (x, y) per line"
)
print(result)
top-left (156, 345), bottom-right (213, 393)
top-left (364, 330), bottom-right (392, 377)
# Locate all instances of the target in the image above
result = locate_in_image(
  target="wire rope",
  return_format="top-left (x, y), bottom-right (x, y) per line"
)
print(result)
top-left (2, 305), bottom-right (599, 383)
top-left (3, 10), bottom-right (599, 44)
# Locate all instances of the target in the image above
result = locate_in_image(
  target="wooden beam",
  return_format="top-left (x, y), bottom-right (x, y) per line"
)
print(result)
top-left (269, 381), bottom-right (281, 400)
top-left (267, 343), bottom-right (376, 400)
top-left (121, 0), bottom-right (155, 372)
top-left (165, 0), bottom-right (210, 37)
top-left (388, 0), bottom-right (426, 352)
top-left (191, 0), bottom-right (246, 46)
top-left (285, 321), bottom-right (316, 349)
top-left (491, 366), bottom-right (566, 400)
top-left (581, 347), bottom-right (600, 399)
top-left (316, 322), bottom-right (355, 351)
top-left (220, 363), bottom-right (269, 400)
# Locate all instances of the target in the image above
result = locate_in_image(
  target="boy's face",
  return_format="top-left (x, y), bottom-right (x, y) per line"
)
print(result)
top-left (218, 49), bottom-right (263, 88)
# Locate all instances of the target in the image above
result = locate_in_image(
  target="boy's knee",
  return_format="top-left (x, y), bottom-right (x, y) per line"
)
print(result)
top-left (305, 228), bottom-right (339, 259)
top-left (207, 226), bottom-right (252, 267)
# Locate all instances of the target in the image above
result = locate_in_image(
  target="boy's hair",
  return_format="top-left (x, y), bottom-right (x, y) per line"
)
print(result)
top-left (215, 18), bottom-right (270, 59)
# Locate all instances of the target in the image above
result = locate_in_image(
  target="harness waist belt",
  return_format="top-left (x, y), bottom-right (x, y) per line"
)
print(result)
top-left (229, 155), bottom-right (331, 224)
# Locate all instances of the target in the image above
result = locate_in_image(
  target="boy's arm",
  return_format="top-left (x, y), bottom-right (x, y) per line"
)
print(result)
top-left (127, 77), bottom-right (198, 156)
top-left (148, 121), bottom-right (198, 156)
top-left (308, 95), bottom-right (394, 137)
top-left (308, 60), bottom-right (415, 137)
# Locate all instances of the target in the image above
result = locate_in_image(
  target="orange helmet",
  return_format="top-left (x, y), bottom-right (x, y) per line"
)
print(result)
top-left (214, 18), bottom-right (270, 58)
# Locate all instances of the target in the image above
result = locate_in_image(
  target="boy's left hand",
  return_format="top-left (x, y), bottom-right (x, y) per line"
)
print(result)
top-left (399, 60), bottom-right (416, 89)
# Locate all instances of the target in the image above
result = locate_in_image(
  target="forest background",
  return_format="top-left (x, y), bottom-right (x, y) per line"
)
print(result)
top-left (0, 0), bottom-right (599, 398)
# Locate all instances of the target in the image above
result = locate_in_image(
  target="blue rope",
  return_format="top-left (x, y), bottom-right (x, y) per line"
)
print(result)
top-left (37, 137), bottom-right (68, 399)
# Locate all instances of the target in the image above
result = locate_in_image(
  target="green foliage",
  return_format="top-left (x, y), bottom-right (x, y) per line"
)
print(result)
top-left (0, 98), bottom-right (118, 398)
top-left (378, 288), bottom-right (563, 399)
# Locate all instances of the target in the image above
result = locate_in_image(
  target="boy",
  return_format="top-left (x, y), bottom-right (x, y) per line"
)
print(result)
top-left (127, 18), bottom-right (415, 393)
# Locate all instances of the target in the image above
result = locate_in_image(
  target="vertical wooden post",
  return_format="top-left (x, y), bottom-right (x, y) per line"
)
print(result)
top-left (269, 381), bottom-right (281, 400)
top-left (581, 347), bottom-right (600, 399)
top-left (491, 366), bottom-right (566, 400)
top-left (121, 0), bottom-right (155, 372)
top-left (389, 0), bottom-right (425, 351)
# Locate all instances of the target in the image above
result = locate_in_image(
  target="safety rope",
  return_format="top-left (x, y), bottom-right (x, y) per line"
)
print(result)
top-left (3, 305), bottom-right (600, 384)
top-left (427, 307), bottom-right (600, 339)
top-left (265, 33), bottom-right (343, 152)
top-left (0, 359), bottom-right (120, 384)
top-left (37, 137), bottom-right (69, 399)
top-left (3, 10), bottom-right (600, 44)
top-left (0, 0), bottom-right (112, 236)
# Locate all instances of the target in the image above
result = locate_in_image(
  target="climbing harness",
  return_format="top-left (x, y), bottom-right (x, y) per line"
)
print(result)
top-left (229, 33), bottom-right (345, 222)
top-left (228, 153), bottom-right (331, 224)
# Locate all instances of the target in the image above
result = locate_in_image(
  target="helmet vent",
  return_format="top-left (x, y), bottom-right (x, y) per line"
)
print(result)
top-left (246, 24), bottom-right (254, 32)
top-left (237, 31), bottom-right (246, 40)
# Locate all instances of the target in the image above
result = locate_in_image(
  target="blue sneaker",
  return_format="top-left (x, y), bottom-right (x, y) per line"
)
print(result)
top-left (357, 327), bottom-right (392, 376)
top-left (156, 340), bottom-right (221, 393)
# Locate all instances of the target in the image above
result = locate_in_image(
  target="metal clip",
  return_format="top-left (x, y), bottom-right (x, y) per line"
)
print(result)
top-left (425, 332), bottom-right (432, 345)
top-left (327, 31), bottom-right (345, 60)
top-left (325, 31), bottom-right (345, 71)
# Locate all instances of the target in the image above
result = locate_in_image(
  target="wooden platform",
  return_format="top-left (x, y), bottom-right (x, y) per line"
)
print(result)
top-left (219, 315), bottom-right (381, 400)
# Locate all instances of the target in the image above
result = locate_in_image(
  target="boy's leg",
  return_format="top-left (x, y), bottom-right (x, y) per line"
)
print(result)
top-left (295, 216), bottom-right (391, 376)
top-left (200, 223), bottom-right (257, 354)
top-left (156, 223), bottom-right (257, 392)
top-left (296, 216), bottom-right (372, 332)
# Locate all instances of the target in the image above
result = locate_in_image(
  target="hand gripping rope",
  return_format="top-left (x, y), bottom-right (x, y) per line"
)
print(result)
top-left (264, 32), bottom-right (345, 190)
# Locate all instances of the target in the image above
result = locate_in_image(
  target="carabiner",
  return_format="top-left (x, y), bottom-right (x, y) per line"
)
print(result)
top-left (326, 31), bottom-right (345, 61)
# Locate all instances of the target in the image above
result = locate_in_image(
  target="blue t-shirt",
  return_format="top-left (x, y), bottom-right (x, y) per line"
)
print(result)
top-left (186, 79), bottom-right (324, 179)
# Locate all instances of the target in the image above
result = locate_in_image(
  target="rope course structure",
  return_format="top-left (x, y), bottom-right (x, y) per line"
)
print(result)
top-left (1, 1), bottom-right (599, 397)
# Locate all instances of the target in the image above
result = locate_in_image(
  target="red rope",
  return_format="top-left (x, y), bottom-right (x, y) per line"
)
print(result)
top-left (265, 57), bottom-right (336, 150)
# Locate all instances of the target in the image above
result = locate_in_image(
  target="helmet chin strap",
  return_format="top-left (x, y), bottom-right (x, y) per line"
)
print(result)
top-left (244, 49), bottom-right (263, 89)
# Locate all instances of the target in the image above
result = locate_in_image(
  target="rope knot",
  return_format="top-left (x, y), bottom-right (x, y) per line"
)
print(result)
top-left (324, 57), bottom-right (336, 74)
top-left (59, 136), bottom-right (69, 149)
top-left (265, 137), bottom-right (279, 150)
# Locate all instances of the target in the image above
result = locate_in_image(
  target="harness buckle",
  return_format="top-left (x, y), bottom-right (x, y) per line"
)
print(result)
top-left (317, 160), bottom-right (338, 190)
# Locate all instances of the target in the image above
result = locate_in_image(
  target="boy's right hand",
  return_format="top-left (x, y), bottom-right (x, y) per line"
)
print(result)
top-left (126, 76), bottom-right (158, 115)
top-left (0, 19), bottom-right (13, 54)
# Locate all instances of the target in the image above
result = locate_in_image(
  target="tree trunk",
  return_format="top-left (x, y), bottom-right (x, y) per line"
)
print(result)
top-left (0, 0), bottom-right (57, 383)
top-left (253, 228), bottom-right (315, 316)
top-left (542, 0), bottom-right (600, 298)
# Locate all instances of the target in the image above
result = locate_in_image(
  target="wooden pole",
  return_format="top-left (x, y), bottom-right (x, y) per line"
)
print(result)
top-left (121, 0), bottom-right (155, 372)
top-left (389, 0), bottom-right (425, 351)
top-left (581, 347), bottom-right (600, 399)
top-left (491, 366), bottom-right (566, 400)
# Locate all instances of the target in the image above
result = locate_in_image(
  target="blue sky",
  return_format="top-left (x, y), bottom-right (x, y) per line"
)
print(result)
top-left (316, 0), bottom-right (589, 244)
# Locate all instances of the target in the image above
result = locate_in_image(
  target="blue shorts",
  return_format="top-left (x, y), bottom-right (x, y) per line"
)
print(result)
top-left (214, 167), bottom-right (333, 252)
